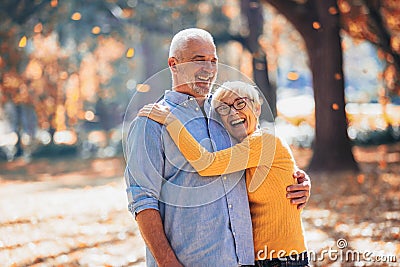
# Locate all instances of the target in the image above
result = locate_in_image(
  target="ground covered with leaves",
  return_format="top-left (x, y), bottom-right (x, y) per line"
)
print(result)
top-left (0, 144), bottom-right (399, 266)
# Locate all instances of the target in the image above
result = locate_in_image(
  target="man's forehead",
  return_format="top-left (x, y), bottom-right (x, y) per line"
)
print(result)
top-left (182, 39), bottom-right (216, 55)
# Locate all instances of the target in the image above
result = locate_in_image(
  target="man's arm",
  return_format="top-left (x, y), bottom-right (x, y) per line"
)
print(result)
top-left (286, 170), bottom-right (311, 209)
top-left (125, 118), bottom-right (181, 266)
top-left (136, 210), bottom-right (183, 267)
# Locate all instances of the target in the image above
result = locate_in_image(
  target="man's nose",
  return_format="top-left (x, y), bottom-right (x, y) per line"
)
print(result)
top-left (202, 61), bottom-right (215, 72)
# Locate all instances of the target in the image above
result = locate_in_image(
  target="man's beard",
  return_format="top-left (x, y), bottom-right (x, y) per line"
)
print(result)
top-left (182, 72), bottom-right (215, 97)
top-left (189, 81), bottom-right (210, 96)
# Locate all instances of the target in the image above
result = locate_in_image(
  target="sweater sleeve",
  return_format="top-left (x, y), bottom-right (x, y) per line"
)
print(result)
top-left (165, 119), bottom-right (276, 176)
top-left (273, 136), bottom-right (297, 170)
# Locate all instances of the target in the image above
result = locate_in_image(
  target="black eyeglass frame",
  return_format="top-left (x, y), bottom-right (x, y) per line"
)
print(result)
top-left (215, 97), bottom-right (253, 116)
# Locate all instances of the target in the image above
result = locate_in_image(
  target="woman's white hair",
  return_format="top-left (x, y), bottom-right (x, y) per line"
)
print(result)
top-left (169, 28), bottom-right (215, 58)
top-left (212, 81), bottom-right (263, 109)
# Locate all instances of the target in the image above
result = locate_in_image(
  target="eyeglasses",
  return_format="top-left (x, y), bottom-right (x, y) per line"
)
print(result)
top-left (215, 97), bottom-right (252, 116)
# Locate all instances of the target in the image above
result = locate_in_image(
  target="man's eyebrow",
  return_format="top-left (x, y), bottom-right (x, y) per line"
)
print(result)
top-left (190, 55), bottom-right (206, 60)
top-left (190, 55), bottom-right (218, 60)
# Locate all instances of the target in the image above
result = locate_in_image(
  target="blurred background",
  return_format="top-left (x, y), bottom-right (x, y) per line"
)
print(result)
top-left (0, 0), bottom-right (399, 266)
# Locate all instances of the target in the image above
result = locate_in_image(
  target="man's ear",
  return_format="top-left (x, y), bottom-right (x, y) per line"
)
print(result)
top-left (168, 57), bottom-right (178, 73)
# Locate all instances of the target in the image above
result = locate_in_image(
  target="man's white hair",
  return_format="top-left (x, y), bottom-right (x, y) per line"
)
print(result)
top-left (169, 28), bottom-right (215, 58)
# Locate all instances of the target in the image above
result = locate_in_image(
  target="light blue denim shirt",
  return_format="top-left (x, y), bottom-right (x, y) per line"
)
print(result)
top-left (125, 90), bottom-right (254, 266)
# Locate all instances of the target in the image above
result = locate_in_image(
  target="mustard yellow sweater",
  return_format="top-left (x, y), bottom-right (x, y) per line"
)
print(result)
top-left (166, 120), bottom-right (307, 259)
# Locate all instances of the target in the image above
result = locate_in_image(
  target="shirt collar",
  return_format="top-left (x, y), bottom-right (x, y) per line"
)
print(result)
top-left (164, 90), bottom-right (212, 107)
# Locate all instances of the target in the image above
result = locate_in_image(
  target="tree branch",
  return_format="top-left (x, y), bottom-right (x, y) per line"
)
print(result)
top-left (362, 0), bottom-right (400, 80)
top-left (213, 33), bottom-right (247, 47)
top-left (264, 0), bottom-right (315, 38)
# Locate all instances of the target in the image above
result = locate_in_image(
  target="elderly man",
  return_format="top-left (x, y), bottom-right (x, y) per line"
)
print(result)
top-left (124, 28), bottom-right (310, 267)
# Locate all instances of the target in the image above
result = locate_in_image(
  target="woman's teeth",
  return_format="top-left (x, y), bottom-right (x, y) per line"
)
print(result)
top-left (231, 118), bottom-right (245, 126)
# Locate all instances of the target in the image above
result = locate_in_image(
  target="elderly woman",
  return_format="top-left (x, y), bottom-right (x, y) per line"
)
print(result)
top-left (138, 81), bottom-right (309, 267)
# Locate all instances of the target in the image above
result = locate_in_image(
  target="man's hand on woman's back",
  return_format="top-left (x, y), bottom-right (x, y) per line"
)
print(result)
top-left (286, 170), bottom-right (311, 209)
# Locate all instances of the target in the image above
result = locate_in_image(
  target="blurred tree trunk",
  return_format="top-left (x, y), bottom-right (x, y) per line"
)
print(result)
top-left (266, 0), bottom-right (359, 172)
top-left (241, 0), bottom-right (276, 120)
top-left (14, 105), bottom-right (24, 157)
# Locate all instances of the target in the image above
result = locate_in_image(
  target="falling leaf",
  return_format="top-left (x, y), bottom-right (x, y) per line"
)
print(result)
top-left (19, 36), bottom-right (27, 48)
top-left (126, 47), bottom-right (134, 58)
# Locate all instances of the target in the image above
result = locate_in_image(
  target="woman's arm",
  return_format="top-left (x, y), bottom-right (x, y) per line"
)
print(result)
top-left (138, 103), bottom-right (275, 176)
top-left (165, 119), bottom-right (275, 176)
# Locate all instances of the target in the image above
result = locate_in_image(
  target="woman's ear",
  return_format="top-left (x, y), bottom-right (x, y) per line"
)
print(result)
top-left (254, 104), bottom-right (261, 118)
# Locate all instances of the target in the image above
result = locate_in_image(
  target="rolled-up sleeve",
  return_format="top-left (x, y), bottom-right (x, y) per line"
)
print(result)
top-left (124, 117), bottom-right (164, 217)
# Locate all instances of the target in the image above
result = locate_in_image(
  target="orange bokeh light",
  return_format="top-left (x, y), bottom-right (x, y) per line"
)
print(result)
top-left (71, 12), bottom-right (82, 21)
top-left (136, 84), bottom-right (150, 92)
top-left (25, 59), bottom-right (43, 80)
top-left (334, 73), bottom-right (342, 80)
top-left (312, 22), bottom-right (321, 30)
top-left (357, 174), bottom-right (365, 184)
top-left (50, 0), bottom-right (58, 7)
top-left (328, 6), bottom-right (338, 15)
top-left (287, 71), bottom-right (299, 81)
top-left (34, 23), bottom-right (43, 33)
top-left (338, 1), bottom-right (351, 13)
top-left (92, 26), bottom-right (101, 35)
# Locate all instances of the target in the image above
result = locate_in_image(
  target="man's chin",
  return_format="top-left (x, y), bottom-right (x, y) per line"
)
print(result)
top-left (193, 84), bottom-right (211, 96)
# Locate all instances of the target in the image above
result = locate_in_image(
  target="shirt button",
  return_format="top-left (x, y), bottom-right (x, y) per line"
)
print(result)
top-left (232, 231), bottom-right (236, 236)
top-left (228, 204), bottom-right (232, 209)
top-left (223, 176), bottom-right (227, 180)
top-left (195, 107), bottom-right (199, 111)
